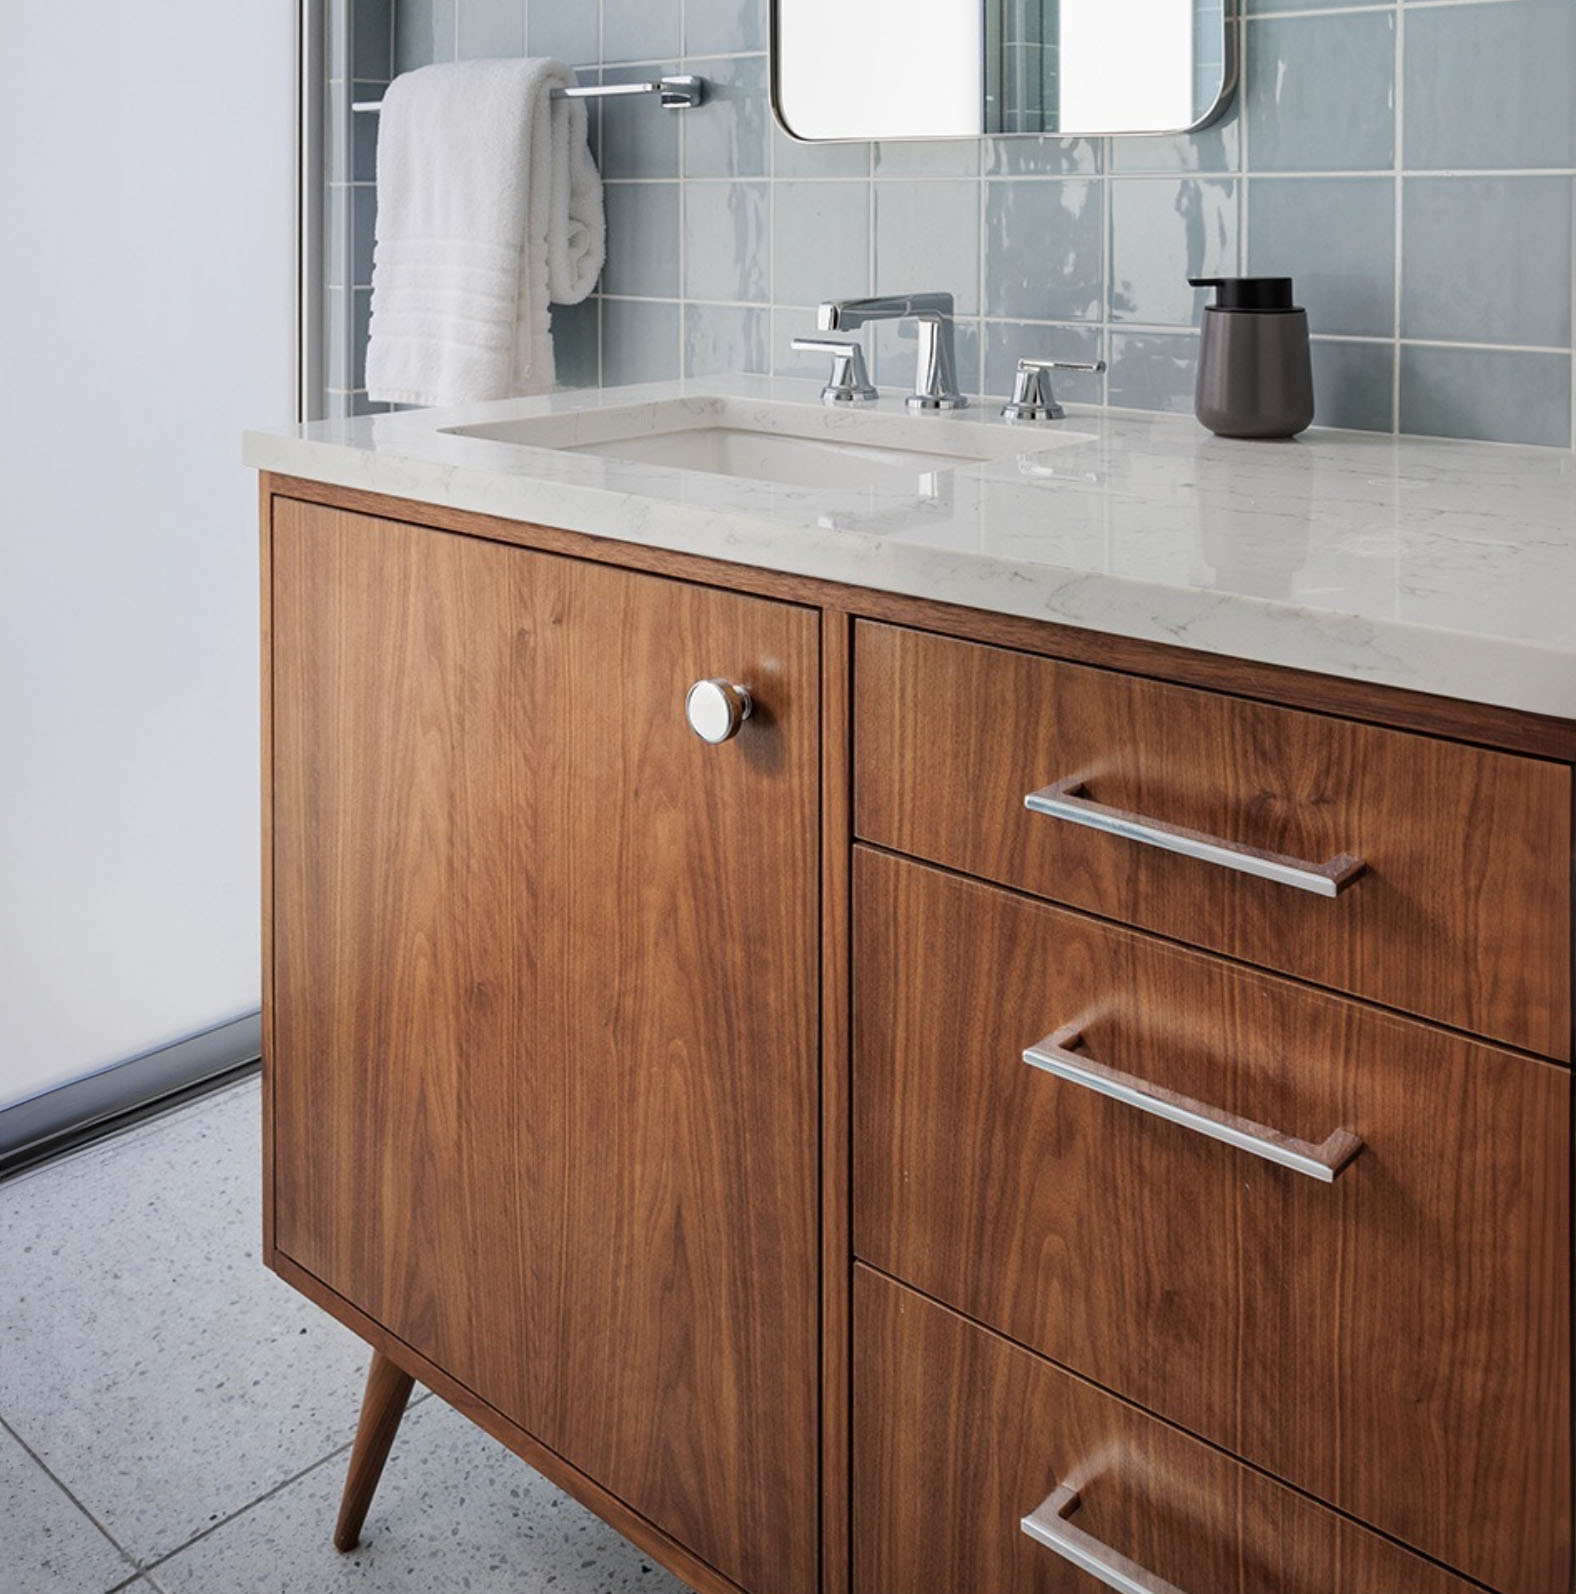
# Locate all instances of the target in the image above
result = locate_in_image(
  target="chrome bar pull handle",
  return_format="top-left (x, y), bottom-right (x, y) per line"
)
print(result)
top-left (1022, 1485), bottom-right (1187, 1594)
top-left (1024, 776), bottom-right (1365, 897)
top-left (1023, 1025), bottom-right (1363, 1183)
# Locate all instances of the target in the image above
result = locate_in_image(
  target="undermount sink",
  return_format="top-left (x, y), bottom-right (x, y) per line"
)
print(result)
top-left (565, 425), bottom-right (984, 493)
top-left (441, 395), bottom-right (1094, 493)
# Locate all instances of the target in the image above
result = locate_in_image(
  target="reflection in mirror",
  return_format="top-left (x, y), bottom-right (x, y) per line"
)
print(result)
top-left (773, 0), bottom-right (1234, 141)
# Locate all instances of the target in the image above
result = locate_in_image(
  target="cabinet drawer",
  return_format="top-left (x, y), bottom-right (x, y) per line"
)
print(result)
top-left (854, 1268), bottom-right (1481, 1594)
top-left (853, 621), bottom-right (1570, 1058)
top-left (853, 848), bottom-right (1570, 1594)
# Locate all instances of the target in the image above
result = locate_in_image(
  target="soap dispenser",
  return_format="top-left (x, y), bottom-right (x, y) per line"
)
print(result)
top-left (1188, 276), bottom-right (1315, 439)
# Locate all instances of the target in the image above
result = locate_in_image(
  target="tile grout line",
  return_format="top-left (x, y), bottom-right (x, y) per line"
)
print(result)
top-left (597, 0), bottom-right (607, 388)
top-left (1391, 0), bottom-right (1404, 433)
top-left (134, 1392), bottom-right (438, 1583)
top-left (594, 2), bottom-right (603, 388)
top-left (1101, 135), bottom-right (1112, 404)
top-left (971, 140), bottom-right (987, 399)
top-left (1250, 0), bottom-right (1515, 13)
top-left (595, 166), bottom-right (1576, 180)
top-left (0, 1411), bottom-right (141, 1587)
top-left (1236, 0), bottom-right (1248, 276)
top-left (589, 294), bottom-right (1569, 352)
top-left (1238, 0), bottom-right (1252, 424)
top-left (136, 1442), bottom-right (356, 1579)
top-left (678, 0), bottom-right (688, 377)
top-left (866, 140), bottom-right (876, 381)
top-left (1390, 0), bottom-right (1403, 570)
top-left (768, 38), bottom-right (778, 380)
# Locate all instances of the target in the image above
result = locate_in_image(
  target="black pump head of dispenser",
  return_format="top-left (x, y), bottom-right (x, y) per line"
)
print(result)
top-left (1189, 276), bottom-right (1300, 312)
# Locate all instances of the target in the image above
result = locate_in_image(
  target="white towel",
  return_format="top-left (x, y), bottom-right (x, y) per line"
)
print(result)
top-left (366, 59), bottom-right (605, 408)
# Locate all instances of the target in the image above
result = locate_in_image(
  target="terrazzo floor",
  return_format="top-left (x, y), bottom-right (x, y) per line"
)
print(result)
top-left (0, 1076), bottom-right (696, 1594)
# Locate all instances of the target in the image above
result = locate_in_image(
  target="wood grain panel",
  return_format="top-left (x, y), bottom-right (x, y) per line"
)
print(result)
top-left (259, 478), bottom-right (276, 1263)
top-left (265, 474), bottom-right (1576, 762)
top-left (271, 501), bottom-right (548, 1421)
top-left (854, 620), bottom-right (1571, 1058)
top-left (539, 548), bottom-right (821, 1594)
top-left (268, 501), bottom-right (819, 1594)
top-left (269, 1251), bottom-right (743, 1594)
top-left (853, 1268), bottom-right (1483, 1594)
top-left (819, 611), bottom-right (853, 1594)
top-left (853, 848), bottom-right (1571, 1594)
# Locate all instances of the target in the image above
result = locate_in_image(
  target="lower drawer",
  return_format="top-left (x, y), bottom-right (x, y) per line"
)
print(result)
top-left (854, 1266), bottom-right (1480, 1594)
top-left (853, 847), bottom-right (1570, 1594)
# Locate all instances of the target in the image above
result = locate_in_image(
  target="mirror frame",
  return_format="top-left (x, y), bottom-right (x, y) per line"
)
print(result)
top-left (770, 0), bottom-right (1239, 143)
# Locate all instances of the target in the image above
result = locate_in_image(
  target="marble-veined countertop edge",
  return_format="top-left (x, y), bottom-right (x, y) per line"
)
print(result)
top-left (243, 376), bottom-right (1576, 723)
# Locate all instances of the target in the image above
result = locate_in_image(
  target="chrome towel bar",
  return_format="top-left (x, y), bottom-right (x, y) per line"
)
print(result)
top-left (351, 75), bottom-right (706, 114)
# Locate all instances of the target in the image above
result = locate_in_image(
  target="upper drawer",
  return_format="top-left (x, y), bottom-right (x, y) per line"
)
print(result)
top-left (853, 621), bottom-right (1571, 1057)
top-left (854, 848), bottom-right (1571, 1594)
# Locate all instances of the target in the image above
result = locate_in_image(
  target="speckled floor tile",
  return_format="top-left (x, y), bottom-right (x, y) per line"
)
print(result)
top-left (147, 1395), bottom-right (697, 1594)
top-left (0, 1419), bottom-right (137, 1594)
top-left (0, 1079), bottom-right (377, 1566)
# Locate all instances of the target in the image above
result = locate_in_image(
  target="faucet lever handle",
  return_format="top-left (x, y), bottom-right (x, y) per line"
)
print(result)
top-left (1002, 356), bottom-right (1107, 422)
top-left (791, 336), bottom-right (878, 406)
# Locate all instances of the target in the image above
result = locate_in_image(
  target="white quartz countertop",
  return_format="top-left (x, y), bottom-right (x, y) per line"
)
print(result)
top-left (244, 376), bottom-right (1576, 721)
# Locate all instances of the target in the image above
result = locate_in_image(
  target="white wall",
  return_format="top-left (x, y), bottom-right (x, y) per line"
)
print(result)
top-left (0, 3), bottom-right (296, 1108)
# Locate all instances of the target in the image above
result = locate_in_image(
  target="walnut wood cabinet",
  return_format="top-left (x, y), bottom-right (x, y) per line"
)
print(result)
top-left (260, 474), bottom-right (1572, 1594)
top-left (266, 496), bottom-right (819, 1594)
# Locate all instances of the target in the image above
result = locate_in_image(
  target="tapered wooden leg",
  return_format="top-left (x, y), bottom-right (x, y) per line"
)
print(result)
top-left (333, 1350), bottom-right (416, 1551)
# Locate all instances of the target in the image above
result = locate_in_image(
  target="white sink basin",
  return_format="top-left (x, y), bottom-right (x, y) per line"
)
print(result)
top-left (442, 395), bottom-right (1093, 493)
top-left (562, 425), bottom-right (986, 492)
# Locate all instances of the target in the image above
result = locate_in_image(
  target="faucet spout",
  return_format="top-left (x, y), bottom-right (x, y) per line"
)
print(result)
top-left (814, 292), bottom-right (966, 410)
top-left (817, 292), bottom-right (955, 333)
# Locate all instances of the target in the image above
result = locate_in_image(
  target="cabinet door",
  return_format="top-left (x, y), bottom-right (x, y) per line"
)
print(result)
top-left (269, 501), bottom-right (820, 1594)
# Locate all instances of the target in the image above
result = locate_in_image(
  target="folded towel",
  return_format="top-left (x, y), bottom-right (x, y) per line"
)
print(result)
top-left (366, 59), bottom-right (605, 407)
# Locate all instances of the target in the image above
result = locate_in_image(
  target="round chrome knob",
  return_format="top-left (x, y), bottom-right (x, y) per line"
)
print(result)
top-left (685, 678), bottom-right (753, 744)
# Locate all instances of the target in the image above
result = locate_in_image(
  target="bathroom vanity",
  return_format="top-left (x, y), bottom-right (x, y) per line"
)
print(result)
top-left (248, 380), bottom-right (1572, 1594)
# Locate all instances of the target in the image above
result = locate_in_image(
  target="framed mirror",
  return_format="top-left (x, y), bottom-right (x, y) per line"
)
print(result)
top-left (772, 0), bottom-right (1236, 141)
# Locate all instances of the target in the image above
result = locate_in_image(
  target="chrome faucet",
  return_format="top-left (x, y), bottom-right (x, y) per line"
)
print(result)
top-left (816, 292), bottom-right (967, 411)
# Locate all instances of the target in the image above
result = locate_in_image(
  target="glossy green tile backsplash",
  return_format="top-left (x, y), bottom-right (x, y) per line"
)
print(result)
top-left (344, 0), bottom-right (1575, 446)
